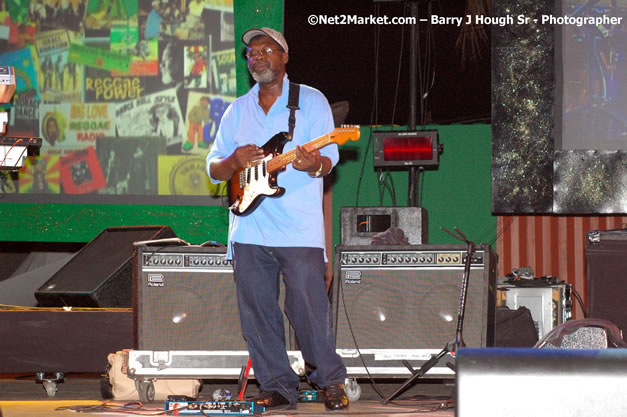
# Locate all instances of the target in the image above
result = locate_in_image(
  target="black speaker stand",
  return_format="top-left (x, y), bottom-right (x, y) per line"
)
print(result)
top-left (382, 227), bottom-right (476, 404)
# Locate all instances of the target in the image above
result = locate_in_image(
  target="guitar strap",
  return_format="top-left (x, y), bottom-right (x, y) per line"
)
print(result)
top-left (286, 82), bottom-right (300, 140)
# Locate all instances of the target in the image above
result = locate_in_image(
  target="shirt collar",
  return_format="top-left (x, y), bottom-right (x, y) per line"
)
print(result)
top-left (251, 74), bottom-right (290, 105)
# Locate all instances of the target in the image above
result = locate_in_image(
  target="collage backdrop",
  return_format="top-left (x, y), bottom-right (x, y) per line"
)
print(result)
top-left (0, 0), bottom-right (235, 204)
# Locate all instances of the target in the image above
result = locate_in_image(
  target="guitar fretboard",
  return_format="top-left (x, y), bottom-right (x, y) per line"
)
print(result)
top-left (266, 134), bottom-right (334, 173)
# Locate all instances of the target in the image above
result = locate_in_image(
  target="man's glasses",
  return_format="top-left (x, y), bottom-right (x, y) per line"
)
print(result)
top-left (245, 46), bottom-right (283, 59)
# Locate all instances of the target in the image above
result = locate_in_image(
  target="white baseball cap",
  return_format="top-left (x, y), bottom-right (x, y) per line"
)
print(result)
top-left (242, 27), bottom-right (288, 53)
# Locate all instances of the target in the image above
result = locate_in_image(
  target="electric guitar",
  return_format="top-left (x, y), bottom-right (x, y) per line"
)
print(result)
top-left (227, 125), bottom-right (360, 216)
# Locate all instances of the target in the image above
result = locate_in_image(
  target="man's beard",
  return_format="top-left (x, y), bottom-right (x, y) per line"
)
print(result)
top-left (249, 64), bottom-right (278, 84)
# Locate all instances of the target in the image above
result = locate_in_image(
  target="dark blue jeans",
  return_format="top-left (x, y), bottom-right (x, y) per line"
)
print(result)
top-left (232, 243), bottom-right (346, 403)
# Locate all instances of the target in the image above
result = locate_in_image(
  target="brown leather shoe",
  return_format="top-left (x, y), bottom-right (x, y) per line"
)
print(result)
top-left (322, 383), bottom-right (349, 411)
top-left (249, 391), bottom-right (296, 410)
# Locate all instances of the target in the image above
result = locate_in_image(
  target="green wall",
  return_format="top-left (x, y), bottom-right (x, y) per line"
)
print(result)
top-left (0, 2), bottom-right (496, 248)
top-left (332, 124), bottom-right (496, 248)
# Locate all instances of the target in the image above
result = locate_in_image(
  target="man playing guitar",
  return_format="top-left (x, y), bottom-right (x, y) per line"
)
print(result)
top-left (206, 28), bottom-right (349, 411)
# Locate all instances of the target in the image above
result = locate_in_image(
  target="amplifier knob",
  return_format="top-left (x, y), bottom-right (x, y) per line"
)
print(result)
top-left (412, 257), bottom-right (418, 262)
top-left (419, 256), bottom-right (425, 263)
top-left (208, 259), bottom-right (214, 265)
top-left (405, 256), bottom-right (411, 262)
top-left (175, 258), bottom-right (181, 265)
top-left (389, 256), bottom-right (396, 262)
top-left (350, 258), bottom-right (356, 263)
top-left (437, 256), bottom-right (444, 263)
top-left (167, 258), bottom-right (173, 265)
top-left (201, 259), bottom-right (207, 265)
top-left (365, 257), bottom-right (370, 263)
top-left (161, 258), bottom-right (167, 265)
top-left (446, 257), bottom-right (451, 263)
top-left (193, 259), bottom-right (199, 265)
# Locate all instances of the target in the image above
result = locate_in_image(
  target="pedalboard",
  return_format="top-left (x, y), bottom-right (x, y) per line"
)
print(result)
top-left (164, 400), bottom-right (263, 415)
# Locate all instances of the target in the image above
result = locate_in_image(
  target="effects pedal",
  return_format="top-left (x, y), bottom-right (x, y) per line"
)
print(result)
top-left (164, 400), bottom-right (263, 415)
top-left (299, 390), bottom-right (323, 402)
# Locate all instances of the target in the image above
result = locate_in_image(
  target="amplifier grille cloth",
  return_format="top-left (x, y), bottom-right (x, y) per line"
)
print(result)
top-left (139, 270), bottom-right (245, 351)
top-left (335, 267), bottom-right (491, 349)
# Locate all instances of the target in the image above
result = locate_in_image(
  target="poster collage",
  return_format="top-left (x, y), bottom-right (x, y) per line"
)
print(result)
top-left (0, 0), bottom-right (235, 202)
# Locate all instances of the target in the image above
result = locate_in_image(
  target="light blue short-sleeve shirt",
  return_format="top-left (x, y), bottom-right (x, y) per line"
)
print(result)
top-left (206, 75), bottom-right (338, 257)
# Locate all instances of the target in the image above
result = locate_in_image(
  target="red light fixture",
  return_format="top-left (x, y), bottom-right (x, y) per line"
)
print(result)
top-left (373, 130), bottom-right (441, 168)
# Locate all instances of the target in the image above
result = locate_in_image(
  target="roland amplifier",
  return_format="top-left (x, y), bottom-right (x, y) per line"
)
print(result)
top-left (134, 245), bottom-right (295, 353)
top-left (333, 244), bottom-right (496, 378)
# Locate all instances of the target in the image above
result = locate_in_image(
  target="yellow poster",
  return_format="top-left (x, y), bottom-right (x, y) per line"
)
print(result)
top-left (158, 155), bottom-right (224, 197)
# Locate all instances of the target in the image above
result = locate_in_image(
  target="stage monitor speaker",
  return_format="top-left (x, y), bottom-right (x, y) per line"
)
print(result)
top-left (333, 244), bottom-right (496, 378)
top-left (340, 206), bottom-right (427, 246)
top-left (586, 229), bottom-right (627, 341)
top-left (457, 348), bottom-right (627, 417)
top-left (35, 226), bottom-right (175, 308)
top-left (134, 245), bottom-right (295, 351)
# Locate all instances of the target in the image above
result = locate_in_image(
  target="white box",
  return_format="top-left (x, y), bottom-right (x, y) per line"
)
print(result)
top-left (497, 283), bottom-right (572, 340)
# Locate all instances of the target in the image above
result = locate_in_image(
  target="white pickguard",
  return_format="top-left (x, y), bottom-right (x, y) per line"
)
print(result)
top-left (237, 154), bottom-right (276, 213)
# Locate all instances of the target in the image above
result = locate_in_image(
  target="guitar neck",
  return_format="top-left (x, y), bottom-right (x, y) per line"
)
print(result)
top-left (267, 134), bottom-right (334, 173)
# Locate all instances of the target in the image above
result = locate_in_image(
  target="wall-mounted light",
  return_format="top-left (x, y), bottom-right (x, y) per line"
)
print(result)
top-left (373, 130), bottom-right (442, 168)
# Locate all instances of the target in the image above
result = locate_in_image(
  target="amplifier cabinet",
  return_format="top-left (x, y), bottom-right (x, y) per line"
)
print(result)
top-left (134, 246), bottom-right (294, 353)
top-left (333, 244), bottom-right (496, 378)
top-left (496, 283), bottom-right (572, 340)
top-left (586, 229), bottom-right (627, 340)
top-left (340, 206), bottom-right (427, 246)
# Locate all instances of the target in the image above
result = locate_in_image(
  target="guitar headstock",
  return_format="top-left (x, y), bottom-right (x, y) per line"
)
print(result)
top-left (331, 125), bottom-right (361, 145)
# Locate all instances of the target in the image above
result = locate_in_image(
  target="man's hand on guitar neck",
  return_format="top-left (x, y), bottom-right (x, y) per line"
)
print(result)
top-left (210, 144), bottom-right (265, 181)
top-left (294, 145), bottom-right (326, 176)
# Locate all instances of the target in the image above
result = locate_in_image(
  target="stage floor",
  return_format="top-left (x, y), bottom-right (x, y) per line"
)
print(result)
top-left (0, 375), bottom-right (455, 417)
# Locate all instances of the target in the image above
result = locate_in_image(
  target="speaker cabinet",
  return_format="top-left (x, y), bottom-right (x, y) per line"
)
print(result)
top-left (134, 245), bottom-right (294, 351)
top-left (333, 244), bottom-right (496, 377)
top-left (340, 206), bottom-right (428, 245)
top-left (35, 226), bottom-right (175, 308)
top-left (586, 229), bottom-right (627, 340)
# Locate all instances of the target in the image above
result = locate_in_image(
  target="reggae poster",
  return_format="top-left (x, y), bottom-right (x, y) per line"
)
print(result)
top-left (114, 88), bottom-right (184, 147)
top-left (96, 136), bottom-right (166, 195)
top-left (210, 49), bottom-right (235, 96)
top-left (18, 154), bottom-right (62, 194)
top-left (39, 102), bottom-right (116, 150)
top-left (35, 29), bottom-right (82, 102)
top-left (110, 25), bottom-right (159, 76)
top-left (9, 91), bottom-right (40, 136)
top-left (158, 154), bottom-right (224, 197)
top-left (58, 146), bottom-right (106, 194)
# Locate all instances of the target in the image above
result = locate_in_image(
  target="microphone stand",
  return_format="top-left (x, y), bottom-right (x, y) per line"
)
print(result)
top-left (382, 227), bottom-right (476, 404)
